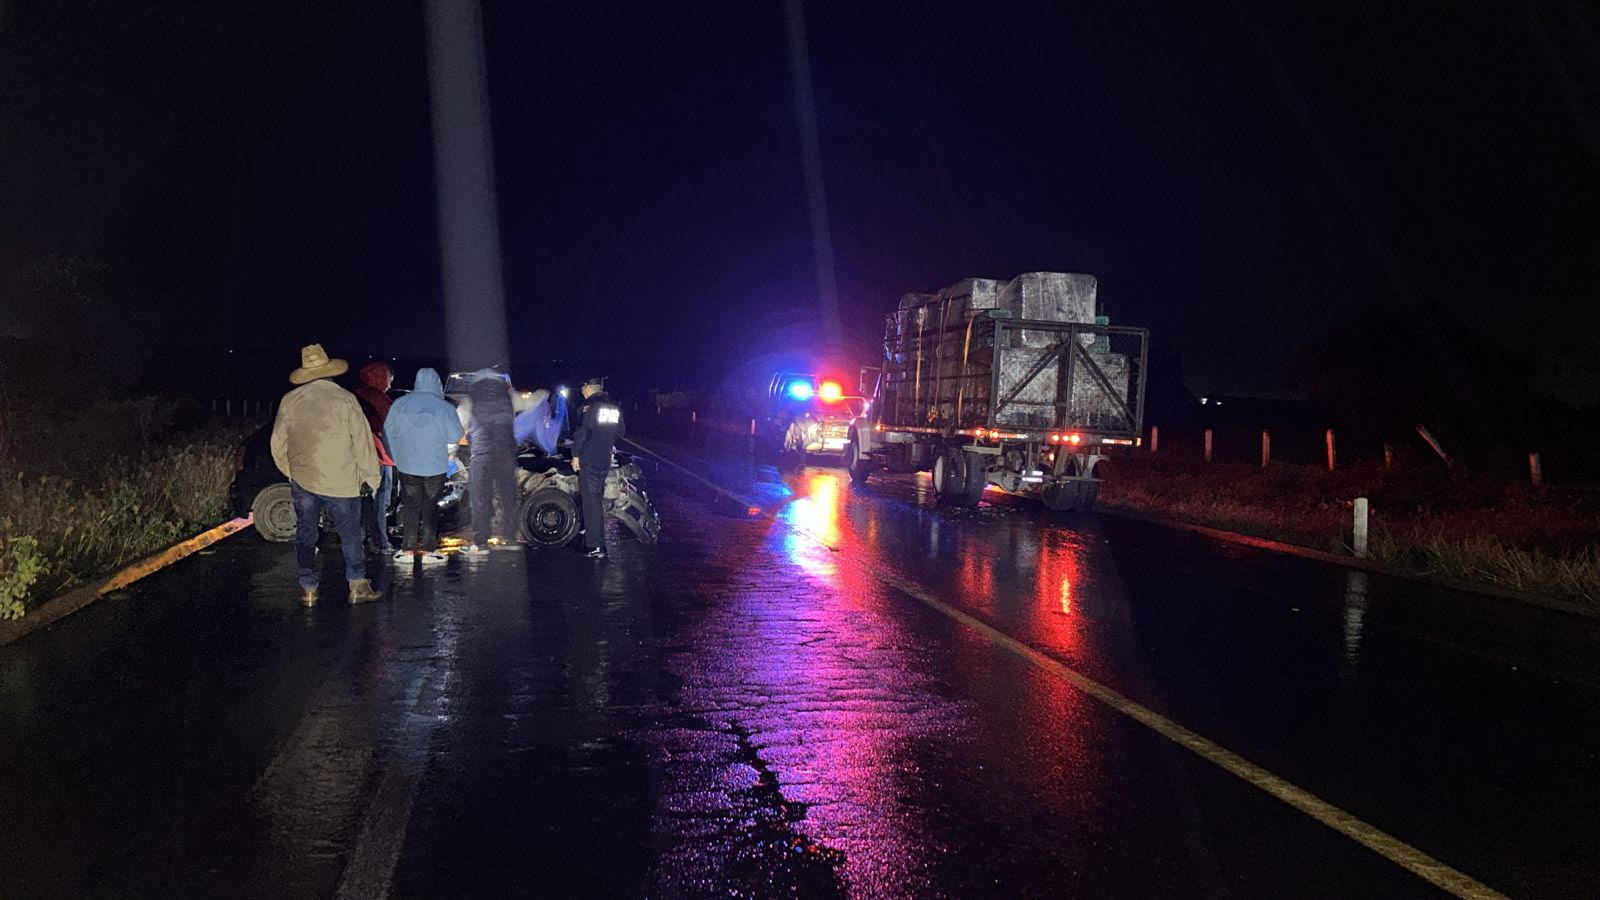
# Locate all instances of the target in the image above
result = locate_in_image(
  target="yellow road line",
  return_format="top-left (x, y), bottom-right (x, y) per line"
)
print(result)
top-left (630, 439), bottom-right (1507, 899)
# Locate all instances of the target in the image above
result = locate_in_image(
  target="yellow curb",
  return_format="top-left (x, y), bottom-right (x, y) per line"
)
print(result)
top-left (0, 516), bottom-right (255, 647)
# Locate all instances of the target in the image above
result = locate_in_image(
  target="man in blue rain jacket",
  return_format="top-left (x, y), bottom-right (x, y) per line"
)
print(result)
top-left (384, 368), bottom-right (465, 560)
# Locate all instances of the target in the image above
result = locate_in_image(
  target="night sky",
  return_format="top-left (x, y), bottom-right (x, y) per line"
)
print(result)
top-left (3, 1), bottom-right (1597, 398)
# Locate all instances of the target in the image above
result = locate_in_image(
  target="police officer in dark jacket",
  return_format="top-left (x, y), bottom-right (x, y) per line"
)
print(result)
top-left (572, 376), bottom-right (624, 559)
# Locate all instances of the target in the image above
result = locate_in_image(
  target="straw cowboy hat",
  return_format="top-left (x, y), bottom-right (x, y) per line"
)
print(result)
top-left (289, 343), bottom-right (349, 384)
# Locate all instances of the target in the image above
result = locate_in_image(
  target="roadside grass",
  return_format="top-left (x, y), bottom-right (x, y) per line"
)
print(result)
top-left (0, 398), bottom-right (246, 618)
top-left (1100, 455), bottom-right (1600, 611)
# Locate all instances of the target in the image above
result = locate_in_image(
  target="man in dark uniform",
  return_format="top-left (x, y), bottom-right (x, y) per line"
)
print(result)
top-left (572, 375), bottom-right (624, 559)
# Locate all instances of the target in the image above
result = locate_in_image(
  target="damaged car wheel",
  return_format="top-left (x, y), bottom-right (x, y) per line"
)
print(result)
top-left (518, 487), bottom-right (580, 548)
top-left (251, 483), bottom-right (297, 542)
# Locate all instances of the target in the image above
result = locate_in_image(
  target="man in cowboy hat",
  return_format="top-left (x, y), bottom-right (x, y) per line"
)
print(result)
top-left (270, 343), bottom-right (383, 606)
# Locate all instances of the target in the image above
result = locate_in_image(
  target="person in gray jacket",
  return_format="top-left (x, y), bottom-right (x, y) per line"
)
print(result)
top-left (463, 368), bottom-right (519, 552)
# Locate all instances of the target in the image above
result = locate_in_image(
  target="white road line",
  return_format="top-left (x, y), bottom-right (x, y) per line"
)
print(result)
top-left (335, 767), bottom-right (422, 900)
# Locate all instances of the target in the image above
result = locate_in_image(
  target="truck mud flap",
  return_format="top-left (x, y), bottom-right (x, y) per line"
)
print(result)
top-left (1042, 479), bottom-right (1099, 512)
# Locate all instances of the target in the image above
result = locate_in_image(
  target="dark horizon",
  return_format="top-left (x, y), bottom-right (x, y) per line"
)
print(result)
top-left (3, 1), bottom-right (1598, 402)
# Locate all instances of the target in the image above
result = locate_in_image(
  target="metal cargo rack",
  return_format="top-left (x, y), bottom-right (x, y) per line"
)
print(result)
top-left (878, 308), bottom-right (1148, 442)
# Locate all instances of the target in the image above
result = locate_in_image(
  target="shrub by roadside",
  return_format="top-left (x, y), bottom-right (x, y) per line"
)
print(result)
top-left (0, 399), bottom-right (244, 618)
top-left (0, 536), bottom-right (48, 621)
top-left (1100, 455), bottom-right (1600, 611)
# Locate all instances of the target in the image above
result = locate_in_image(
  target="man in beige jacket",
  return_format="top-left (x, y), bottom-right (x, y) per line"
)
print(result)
top-left (270, 344), bottom-right (383, 606)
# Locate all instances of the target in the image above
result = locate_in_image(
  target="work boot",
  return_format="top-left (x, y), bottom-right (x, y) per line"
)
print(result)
top-left (582, 546), bottom-right (608, 560)
top-left (348, 579), bottom-right (382, 604)
top-left (488, 536), bottom-right (520, 551)
top-left (299, 586), bottom-right (318, 607)
top-left (461, 543), bottom-right (489, 556)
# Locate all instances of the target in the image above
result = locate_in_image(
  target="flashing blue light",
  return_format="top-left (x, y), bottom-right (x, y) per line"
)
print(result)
top-left (786, 380), bottom-right (815, 401)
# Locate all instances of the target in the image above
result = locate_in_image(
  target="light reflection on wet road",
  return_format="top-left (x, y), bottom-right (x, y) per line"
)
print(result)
top-left (2, 451), bottom-right (1598, 898)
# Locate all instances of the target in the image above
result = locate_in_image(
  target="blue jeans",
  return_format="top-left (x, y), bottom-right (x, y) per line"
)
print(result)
top-left (366, 464), bottom-right (396, 550)
top-left (291, 482), bottom-right (366, 589)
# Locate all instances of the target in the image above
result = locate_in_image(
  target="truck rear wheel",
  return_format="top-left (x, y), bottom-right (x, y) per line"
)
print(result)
top-left (846, 435), bottom-right (873, 485)
top-left (959, 450), bottom-right (988, 505)
top-left (934, 450), bottom-right (984, 507)
top-left (932, 451), bottom-right (961, 502)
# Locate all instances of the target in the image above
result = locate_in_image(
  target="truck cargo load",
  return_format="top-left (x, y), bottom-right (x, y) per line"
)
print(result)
top-left (848, 272), bottom-right (1148, 510)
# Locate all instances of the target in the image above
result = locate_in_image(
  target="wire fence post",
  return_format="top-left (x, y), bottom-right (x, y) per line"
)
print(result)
top-left (1261, 429), bottom-right (1271, 469)
top-left (1383, 443), bottom-right (1394, 469)
top-left (1529, 452), bottom-right (1543, 487)
top-left (1203, 428), bottom-right (1213, 463)
top-left (1353, 497), bottom-right (1369, 558)
top-left (1325, 428), bottom-right (1337, 471)
top-left (1149, 425), bottom-right (1159, 454)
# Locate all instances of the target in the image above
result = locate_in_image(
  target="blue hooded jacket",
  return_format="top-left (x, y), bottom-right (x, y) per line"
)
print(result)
top-left (384, 368), bottom-right (465, 476)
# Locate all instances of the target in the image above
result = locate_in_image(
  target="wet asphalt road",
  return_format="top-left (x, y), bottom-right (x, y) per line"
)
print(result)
top-left (3, 446), bottom-right (1599, 898)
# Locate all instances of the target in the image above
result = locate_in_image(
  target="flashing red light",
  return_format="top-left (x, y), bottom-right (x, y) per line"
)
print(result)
top-left (1068, 433), bottom-right (1082, 445)
top-left (819, 380), bottom-right (843, 403)
top-left (1048, 433), bottom-right (1061, 444)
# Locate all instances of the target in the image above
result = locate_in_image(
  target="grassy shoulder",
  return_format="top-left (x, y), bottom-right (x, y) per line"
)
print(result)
top-left (1098, 454), bottom-right (1600, 612)
top-left (0, 397), bottom-right (245, 619)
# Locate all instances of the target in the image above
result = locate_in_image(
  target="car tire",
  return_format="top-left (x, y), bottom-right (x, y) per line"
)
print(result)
top-left (518, 487), bottom-right (580, 547)
top-left (251, 483), bottom-right (297, 542)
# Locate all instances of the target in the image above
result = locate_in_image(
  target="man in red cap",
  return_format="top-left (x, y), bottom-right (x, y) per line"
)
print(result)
top-left (354, 360), bottom-right (399, 555)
